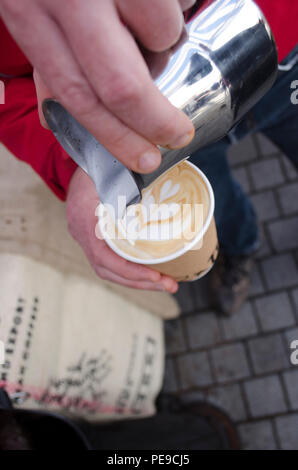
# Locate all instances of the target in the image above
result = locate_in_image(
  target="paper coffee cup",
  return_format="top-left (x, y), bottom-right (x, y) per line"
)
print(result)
top-left (97, 162), bottom-right (218, 282)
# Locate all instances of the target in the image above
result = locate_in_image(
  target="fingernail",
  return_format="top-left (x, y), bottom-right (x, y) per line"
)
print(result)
top-left (169, 129), bottom-right (194, 149)
top-left (138, 151), bottom-right (161, 172)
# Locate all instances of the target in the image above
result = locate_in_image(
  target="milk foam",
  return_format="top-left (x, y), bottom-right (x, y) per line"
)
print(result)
top-left (99, 161), bottom-right (210, 260)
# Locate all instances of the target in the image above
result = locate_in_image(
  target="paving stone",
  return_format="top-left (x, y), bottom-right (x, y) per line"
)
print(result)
top-left (255, 293), bottom-right (295, 332)
top-left (228, 134), bottom-right (258, 166)
top-left (285, 327), bottom-right (298, 369)
top-left (283, 370), bottom-right (298, 410)
top-left (284, 327), bottom-right (298, 346)
top-left (177, 352), bottom-right (213, 389)
top-left (205, 384), bottom-right (247, 422)
top-left (281, 156), bottom-right (298, 182)
top-left (275, 414), bottom-right (298, 450)
top-left (291, 288), bottom-right (298, 319)
top-left (255, 241), bottom-right (272, 260)
top-left (255, 226), bottom-right (272, 260)
top-left (163, 358), bottom-right (178, 393)
top-left (256, 133), bottom-right (280, 157)
top-left (185, 311), bottom-right (221, 349)
top-left (268, 217), bottom-right (298, 252)
top-left (244, 375), bottom-right (287, 418)
top-left (232, 167), bottom-right (251, 194)
top-left (165, 319), bottom-right (187, 355)
top-left (278, 183), bottom-right (298, 215)
top-left (220, 302), bottom-right (258, 341)
top-left (174, 283), bottom-right (194, 313)
top-left (211, 343), bottom-right (250, 384)
top-left (249, 264), bottom-right (265, 296)
top-left (178, 390), bottom-right (205, 405)
top-left (190, 275), bottom-right (211, 311)
top-left (250, 191), bottom-right (279, 222)
top-left (180, 383), bottom-right (247, 422)
top-left (248, 334), bottom-right (289, 375)
top-left (162, 147), bottom-right (298, 437)
top-left (250, 158), bottom-right (285, 191)
top-left (238, 420), bottom-right (277, 450)
top-left (261, 254), bottom-right (298, 290)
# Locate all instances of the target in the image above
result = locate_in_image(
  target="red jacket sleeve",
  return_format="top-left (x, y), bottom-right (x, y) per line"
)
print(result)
top-left (0, 76), bottom-right (77, 200)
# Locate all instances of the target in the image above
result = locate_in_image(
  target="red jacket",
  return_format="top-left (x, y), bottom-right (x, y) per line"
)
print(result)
top-left (0, 1), bottom-right (297, 200)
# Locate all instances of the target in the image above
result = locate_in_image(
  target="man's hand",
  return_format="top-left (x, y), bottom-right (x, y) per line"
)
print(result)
top-left (66, 167), bottom-right (179, 293)
top-left (0, 0), bottom-right (195, 174)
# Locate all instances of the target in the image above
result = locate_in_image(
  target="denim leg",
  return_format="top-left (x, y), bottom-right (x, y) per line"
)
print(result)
top-left (263, 107), bottom-right (298, 170)
top-left (189, 140), bottom-right (259, 256)
top-left (252, 46), bottom-right (298, 167)
top-left (189, 46), bottom-right (298, 257)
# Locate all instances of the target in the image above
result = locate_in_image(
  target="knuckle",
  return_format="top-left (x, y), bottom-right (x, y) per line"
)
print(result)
top-left (149, 20), bottom-right (182, 52)
top-left (154, 118), bottom-right (177, 143)
top-left (92, 245), bottom-right (105, 266)
top-left (160, 24), bottom-right (182, 49)
top-left (66, 210), bottom-right (75, 235)
top-left (66, 201), bottom-right (75, 225)
top-left (58, 79), bottom-right (97, 115)
top-left (179, 0), bottom-right (196, 11)
top-left (95, 267), bottom-right (108, 281)
top-left (65, 203), bottom-right (81, 241)
top-left (0, 0), bottom-right (24, 17)
top-left (93, 253), bottom-right (103, 267)
top-left (100, 74), bottom-right (143, 108)
top-left (66, 219), bottom-right (77, 241)
top-left (103, 127), bottom-right (133, 155)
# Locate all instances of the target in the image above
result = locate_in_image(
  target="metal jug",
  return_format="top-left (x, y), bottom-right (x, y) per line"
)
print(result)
top-left (43, 0), bottom-right (278, 216)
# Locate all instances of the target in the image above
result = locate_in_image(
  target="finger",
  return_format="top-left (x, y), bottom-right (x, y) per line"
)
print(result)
top-left (55, 0), bottom-right (195, 152)
top-left (94, 264), bottom-right (177, 292)
top-left (33, 69), bottom-right (51, 128)
top-left (116, 0), bottom-right (184, 52)
top-left (160, 275), bottom-right (179, 294)
top-left (66, 170), bottom-right (168, 285)
top-left (92, 240), bottom-right (163, 283)
top-left (92, 237), bottom-right (178, 292)
top-left (178, 0), bottom-right (197, 11)
top-left (141, 49), bottom-right (172, 80)
top-left (23, 6), bottom-right (162, 173)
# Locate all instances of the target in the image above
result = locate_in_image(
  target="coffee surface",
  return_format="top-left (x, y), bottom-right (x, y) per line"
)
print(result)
top-left (101, 161), bottom-right (210, 260)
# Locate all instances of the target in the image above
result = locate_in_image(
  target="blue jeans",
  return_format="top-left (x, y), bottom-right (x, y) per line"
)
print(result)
top-left (190, 45), bottom-right (298, 256)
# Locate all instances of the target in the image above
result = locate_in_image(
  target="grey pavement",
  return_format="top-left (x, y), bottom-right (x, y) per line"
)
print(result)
top-left (163, 133), bottom-right (298, 450)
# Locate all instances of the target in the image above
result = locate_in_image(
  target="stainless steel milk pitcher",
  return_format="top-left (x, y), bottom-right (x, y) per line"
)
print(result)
top-left (43, 0), bottom-right (278, 215)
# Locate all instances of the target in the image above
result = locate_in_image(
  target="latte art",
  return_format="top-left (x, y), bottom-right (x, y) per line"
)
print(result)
top-left (98, 161), bottom-right (210, 260)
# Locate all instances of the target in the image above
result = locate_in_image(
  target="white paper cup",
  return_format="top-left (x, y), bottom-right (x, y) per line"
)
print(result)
top-left (97, 162), bottom-right (218, 282)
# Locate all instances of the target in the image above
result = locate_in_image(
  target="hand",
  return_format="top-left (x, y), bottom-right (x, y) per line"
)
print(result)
top-left (1, 0), bottom-right (195, 174)
top-left (66, 167), bottom-right (179, 293)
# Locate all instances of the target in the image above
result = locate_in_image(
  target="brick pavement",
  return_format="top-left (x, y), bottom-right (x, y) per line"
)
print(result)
top-left (163, 133), bottom-right (298, 450)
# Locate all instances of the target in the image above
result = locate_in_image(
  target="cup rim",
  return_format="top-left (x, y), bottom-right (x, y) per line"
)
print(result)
top-left (98, 161), bottom-right (215, 265)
